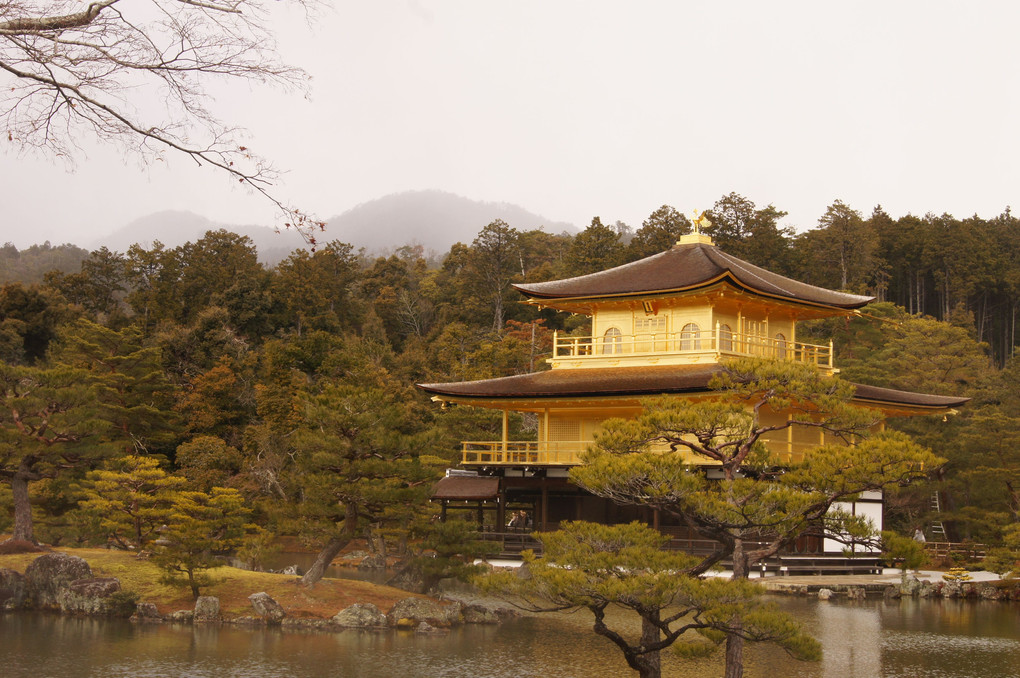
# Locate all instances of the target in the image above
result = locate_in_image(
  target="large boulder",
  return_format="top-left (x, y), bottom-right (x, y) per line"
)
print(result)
top-left (979, 585), bottom-right (1006, 601)
top-left (846, 587), bottom-right (866, 600)
top-left (388, 597), bottom-right (450, 628)
top-left (57, 577), bottom-right (123, 615)
top-left (0, 568), bottom-right (26, 610)
top-left (167, 609), bottom-right (194, 623)
top-left (900, 575), bottom-right (923, 597)
top-left (23, 553), bottom-right (93, 610)
top-left (415, 621), bottom-right (448, 635)
top-left (441, 601), bottom-right (463, 625)
top-left (248, 592), bottom-right (285, 623)
top-left (132, 602), bottom-right (162, 622)
top-left (332, 603), bottom-right (389, 628)
top-left (942, 581), bottom-right (963, 599)
top-left (462, 603), bottom-right (508, 625)
top-left (194, 596), bottom-right (220, 622)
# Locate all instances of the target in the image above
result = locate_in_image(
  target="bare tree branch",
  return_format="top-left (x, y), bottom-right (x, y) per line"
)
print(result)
top-left (0, 0), bottom-right (324, 243)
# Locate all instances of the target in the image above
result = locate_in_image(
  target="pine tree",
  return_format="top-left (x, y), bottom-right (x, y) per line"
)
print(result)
top-left (293, 373), bottom-right (445, 587)
top-left (480, 521), bottom-right (819, 678)
top-left (0, 361), bottom-right (106, 543)
top-left (76, 455), bottom-right (187, 549)
top-left (572, 357), bottom-right (941, 677)
top-left (152, 486), bottom-right (253, 598)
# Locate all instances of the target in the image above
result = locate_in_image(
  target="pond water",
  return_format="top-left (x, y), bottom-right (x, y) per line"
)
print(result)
top-left (2, 596), bottom-right (1020, 677)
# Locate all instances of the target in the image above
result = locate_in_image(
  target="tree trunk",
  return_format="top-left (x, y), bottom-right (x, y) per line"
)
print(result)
top-left (301, 537), bottom-right (349, 588)
top-left (638, 611), bottom-right (662, 678)
top-left (188, 567), bottom-right (200, 599)
top-left (301, 504), bottom-right (358, 588)
top-left (492, 294), bottom-right (504, 334)
top-left (723, 537), bottom-right (747, 678)
top-left (724, 625), bottom-right (745, 678)
top-left (11, 471), bottom-right (35, 543)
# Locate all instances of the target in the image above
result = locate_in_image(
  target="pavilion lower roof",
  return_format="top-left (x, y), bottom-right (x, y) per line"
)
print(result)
top-left (512, 241), bottom-right (874, 310)
top-left (417, 364), bottom-right (969, 411)
top-left (432, 476), bottom-right (500, 500)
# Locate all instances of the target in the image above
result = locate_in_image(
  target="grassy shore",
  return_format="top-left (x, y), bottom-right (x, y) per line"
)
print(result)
top-left (0, 543), bottom-right (426, 619)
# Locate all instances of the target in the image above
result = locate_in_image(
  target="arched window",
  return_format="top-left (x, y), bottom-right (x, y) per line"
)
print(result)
top-left (603, 327), bottom-right (623, 354)
top-left (775, 333), bottom-right (788, 359)
top-left (718, 324), bottom-right (733, 352)
top-left (680, 322), bottom-right (701, 351)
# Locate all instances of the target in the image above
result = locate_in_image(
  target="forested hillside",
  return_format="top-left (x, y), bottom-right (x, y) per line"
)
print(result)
top-left (1, 192), bottom-right (1016, 568)
top-left (0, 242), bottom-right (88, 284)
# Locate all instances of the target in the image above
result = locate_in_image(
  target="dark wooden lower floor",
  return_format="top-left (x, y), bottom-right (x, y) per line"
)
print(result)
top-left (433, 473), bottom-right (885, 574)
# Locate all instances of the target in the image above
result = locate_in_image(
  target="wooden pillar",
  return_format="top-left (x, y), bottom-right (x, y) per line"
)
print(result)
top-left (501, 409), bottom-right (509, 462)
top-left (441, 501), bottom-right (447, 522)
top-left (477, 502), bottom-right (484, 528)
top-left (736, 308), bottom-right (744, 352)
top-left (653, 508), bottom-right (660, 530)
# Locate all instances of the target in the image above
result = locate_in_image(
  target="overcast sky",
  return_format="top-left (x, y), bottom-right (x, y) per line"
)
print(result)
top-left (2, 1), bottom-right (1018, 249)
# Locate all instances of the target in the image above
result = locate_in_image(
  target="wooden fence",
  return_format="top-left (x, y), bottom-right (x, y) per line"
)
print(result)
top-left (925, 541), bottom-right (987, 561)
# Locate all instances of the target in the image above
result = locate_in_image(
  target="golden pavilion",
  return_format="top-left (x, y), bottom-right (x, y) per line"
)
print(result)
top-left (419, 228), bottom-right (966, 563)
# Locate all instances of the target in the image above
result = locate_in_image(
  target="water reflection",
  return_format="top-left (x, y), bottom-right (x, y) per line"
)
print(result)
top-left (814, 600), bottom-right (882, 677)
top-left (3, 597), bottom-right (1020, 677)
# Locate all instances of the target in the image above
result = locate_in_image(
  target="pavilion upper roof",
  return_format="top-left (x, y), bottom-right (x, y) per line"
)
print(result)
top-left (513, 239), bottom-right (874, 310)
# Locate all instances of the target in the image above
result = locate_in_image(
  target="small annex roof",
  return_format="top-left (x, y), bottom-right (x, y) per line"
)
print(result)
top-left (513, 240), bottom-right (874, 310)
top-left (417, 364), bottom-right (969, 412)
top-left (432, 475), bottom-right (500, 500)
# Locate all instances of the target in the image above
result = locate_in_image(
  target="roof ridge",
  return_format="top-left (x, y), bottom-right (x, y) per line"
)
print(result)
top-left (707, 247), bottom-right (797, 297)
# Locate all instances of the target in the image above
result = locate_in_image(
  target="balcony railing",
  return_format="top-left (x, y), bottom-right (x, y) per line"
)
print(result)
top-left (551, 327), bottom-right (833, 368)
top-left (462, 441), bottom-right (587, 466)
top-left (463, 437), bottom-right (824, 467)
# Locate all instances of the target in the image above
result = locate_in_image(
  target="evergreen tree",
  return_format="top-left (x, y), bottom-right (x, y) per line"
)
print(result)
top-left (405, 517), bottom-right (500, 593)
top-left (76, 454), bottom-right (187, 549)
top-left (480, 521), bottom-right (819, 678)
top-left (0, 282), bottom-right (72, 364)
top-left (706, 193), bottom-right (793, 272)
top-left (571, 358), bottom-right (940, 677)
top-left (467, 220), bottom-right (522, 333)
top-left (626, 205), bottom-right (690, 260)
top-left (152, 486), bottom-right (253, 598)
top-left (793, 200), bottom-right (878, 292)
top-left (293, 371), bottom-right (444, 587)
top-left (563, 217), bottom-right (623, 276)
top-left (0, 362), bottom-right (105, 542)
top-left (49, 319), bottom-right (179, 457)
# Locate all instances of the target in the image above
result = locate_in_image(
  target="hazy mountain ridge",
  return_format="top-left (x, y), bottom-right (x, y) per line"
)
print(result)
top-left (84, 191), bottom-right (576, 265)
top-left (92, 211), bottom-right (307, 266)
top-left (324, 190), bottom-right (577, 255)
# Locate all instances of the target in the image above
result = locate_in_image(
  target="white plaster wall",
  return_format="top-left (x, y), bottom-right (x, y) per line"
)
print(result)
top-left (824, 490), bottom-right (883, 554)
